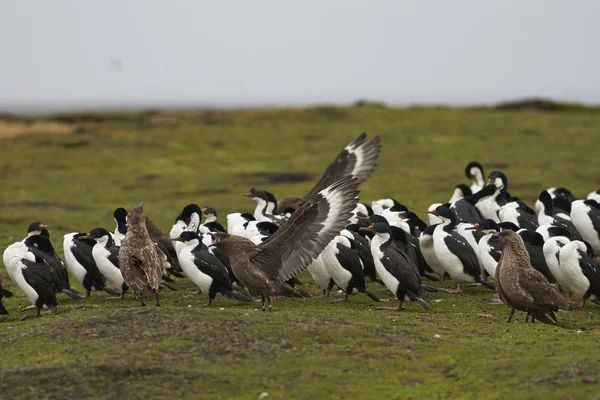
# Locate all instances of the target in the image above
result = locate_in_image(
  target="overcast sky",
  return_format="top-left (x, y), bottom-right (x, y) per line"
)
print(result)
top-left (1, 0), bottom-right (599, 112)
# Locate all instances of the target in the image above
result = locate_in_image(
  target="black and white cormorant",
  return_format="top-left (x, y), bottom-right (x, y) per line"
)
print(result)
top-left (365, 222), bottom-right (432, 311)
top-left (558, 240), bottom-right (600, 308)
top-left (63, 232), bottom-right (121, 297)
top-left (174, 231), bottom-right (253, 305)
top-left (427, 206), bottom-right (493, 293)
top-left (81, 228), bottom-right (129, 299)
top-left (321, 235), bottom-right (380, 303)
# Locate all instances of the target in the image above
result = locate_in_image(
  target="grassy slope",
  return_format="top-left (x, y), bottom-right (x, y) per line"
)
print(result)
top-left (1, 106), bottom-right (600, 399)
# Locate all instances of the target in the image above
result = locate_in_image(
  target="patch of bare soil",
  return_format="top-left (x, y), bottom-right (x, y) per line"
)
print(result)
top-left (0, 120), bottom-right (73, 139)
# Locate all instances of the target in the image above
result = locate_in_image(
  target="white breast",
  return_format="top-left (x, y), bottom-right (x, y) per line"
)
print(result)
top-left (306, 255), bottom-right (331, 290)
top-left (418, 234), bottom-right (446, 276)
top-left (543, 237), bottom-right (570, 292)
top-left (322, 238), bottom-right (353, 291)
top-left (370, 235), bottom-right (399, 295)
top-left (475, 194), bottom-right (501, 222)
top-left (63, 233), bottom-right (88, 287)
top-left (92, 244), bottom-right (123, 289)
top-left (178, 246), bottom-right (214, 293)
top-left (558, 241), bottom-right (590, 299)
top-left (477, 234), bottom-right (499, 276)
top-left (432, 227), bottom-right (475, 282)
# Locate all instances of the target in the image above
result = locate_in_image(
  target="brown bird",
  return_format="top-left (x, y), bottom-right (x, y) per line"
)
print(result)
top-left (277, 132), bottom-right (380, 215)
top-left (496, 230), bottom-right (576, 324)
top-left (210, 176), bottom-right (361, 311)
top-left (118, 201), bottom-right (165, 306)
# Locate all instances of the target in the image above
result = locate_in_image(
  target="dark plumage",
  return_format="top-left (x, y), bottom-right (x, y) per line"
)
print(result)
top-left (369, 215), bottom-right (432, 279)
top-left (519, 230), bottom-right (555, 283)
top-left (113, 207), bottom-right (128, 244)
top-left (143, 210), bottom-right (182, 273)
top-left (496, 230), bottom-right (576, 324)
top-left (210, 176), bottom-right (360, 311)
top-left (322, 235), bottom-right (380, 303)
top-left (366, 222), bottom-right (432, 312)
top-left (277, 132), bottom-right (380, 215)
top-left (118, 202), bottom-right (164, 306)
top-left (24, 234), bottom-right (81, 299)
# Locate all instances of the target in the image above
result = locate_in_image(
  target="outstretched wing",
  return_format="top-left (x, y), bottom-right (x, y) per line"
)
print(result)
top-left (251, 176), bottom-right (360, 283)
top-left (304, 132), bottom-right (381, 199)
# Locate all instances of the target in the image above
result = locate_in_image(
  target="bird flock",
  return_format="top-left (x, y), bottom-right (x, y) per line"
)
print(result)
top-left (2, 132), bottom-right (600, 325)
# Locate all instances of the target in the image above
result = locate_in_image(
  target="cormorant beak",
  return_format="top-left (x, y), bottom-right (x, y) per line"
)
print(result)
top-left (39, 224), bottom-right (49, 229)
top-left (359, 224), bottom-right (376, 233)
top-left (465, 223), bottom-right (480, 231)
top-left (171, 236), bottom-right (184, 242)
top-left (423, 210), bottom-right (438, 216)
top-left (201, 207), bottom-right (208, 215)
top-left (79, 233), bottom-right (93, 240)
top-left (487, 177), bottom-right (493, 184)
top-left (242, 192), bottom-right (253, 197)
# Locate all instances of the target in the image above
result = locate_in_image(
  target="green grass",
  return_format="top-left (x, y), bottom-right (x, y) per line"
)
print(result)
top-left (1, 105), bottom-right (600, 399)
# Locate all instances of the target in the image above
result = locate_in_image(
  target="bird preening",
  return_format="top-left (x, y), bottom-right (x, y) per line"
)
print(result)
top-left (2, 132), bottom-right (599, 326)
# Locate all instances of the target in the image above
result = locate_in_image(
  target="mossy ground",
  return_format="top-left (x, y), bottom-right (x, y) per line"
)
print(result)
top-left (1, 106), bottom-right (600, 399)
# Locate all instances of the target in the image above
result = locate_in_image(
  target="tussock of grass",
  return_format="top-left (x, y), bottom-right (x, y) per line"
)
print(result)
top-left (1, 106), bottom-right (600, 399)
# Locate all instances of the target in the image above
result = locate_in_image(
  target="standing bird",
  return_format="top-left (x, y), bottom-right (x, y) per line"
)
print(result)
top-left (118, 202), bottom-right (164, 306)
top-left (0, 280), bottom-right (13, 315)
top-left (427, 206), bottom-right (493, 293)
top-left (543, 234), bottom-right (572, 295)
top-left (81, 228), bottom-right (129, 299)
top-left (210, 176), bottom-right (360, 311)
top-left (366, 222), bottom-right (432, 312)
top-left (496, 230), bottom-right (576, 324)
top-left (277, 132), bottom-right (381, 215)
top-left (570, 199), bottom-right (600, 256)
top-left (174, 231), bottom-right (253, 306)
top-left (558, 240), bottom-right (600, 308)
top-left (321, 235), bottom-right (380, 303)
top-left (63, 232), bottom-right (120, 297)
top-left (3, 242), bottom-right (69, 318)
top-left (23, 234), bottom-right (80, 298)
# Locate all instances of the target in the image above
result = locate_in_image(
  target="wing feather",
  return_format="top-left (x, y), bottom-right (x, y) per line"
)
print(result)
top-left (251, 176), bottom-right (360, 283)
